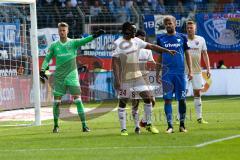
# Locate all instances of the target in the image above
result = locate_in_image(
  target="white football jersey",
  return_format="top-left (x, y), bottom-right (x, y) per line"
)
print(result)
top-left (186, 35), bottom-right (207, 73)
top-left (138, 49), bottom-right (155, 75)
top-left (112, 37), bottom-right (147, 81)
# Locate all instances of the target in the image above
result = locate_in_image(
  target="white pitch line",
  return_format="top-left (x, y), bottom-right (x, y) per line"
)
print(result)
top-left (0, 134), bottom-right (240, 152)
top-left (195, 134), bottom-right (240, 148)
top-left (0, 145), bottom-right (192, 152)
top-left (201, 96), bottom-right (240, 102)
top-left (186, 96), bottom-right (240, 104)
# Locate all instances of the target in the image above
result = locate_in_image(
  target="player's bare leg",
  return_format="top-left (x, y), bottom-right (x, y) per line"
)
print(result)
top-left (132, 99), bottom-right (140, 134)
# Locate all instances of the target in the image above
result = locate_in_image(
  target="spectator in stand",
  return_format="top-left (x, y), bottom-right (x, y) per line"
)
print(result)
top-left (178, 0), bottom-right (196, 17)
top-left (90, 0), bottom-right (102, 17)
top-left (136, 0), bottom-right (143, 6)
top-left (126, 0), bottom-right (133, 7)
top-left (148, 0), bottom-right (158, 11)
top-left (55, 0), bottom-right (67, 7)
top-left (113, 0), bottom-right (120, 7)
top-left (142, 0), bottom-right (152, 14)
top-left (182, 0), bottom-right (195, 10)
top-left (107, 0), bottom-right (117, 14)
top-left (164, 0), bottom-right (179, 13)
top-left (99, 0), bottom-right (107, 5)
top-left (17, 64), bottom-right (25, 76)
top-left (44, 0), bottom-right (55, 5)
top-left (155, 0), bottom-right (165, 14)
top-left (217, 60), bottom-right (227, 69)
top-left (70, 0), bottom-right (78, 7)
top-left (61, 0), bottom-right (77, 37)
top-left (224, 0), bottom-right (238, 13)
top-left (79, 0), bottom-right (90, 15)
top-left (126, 0), bottom-right (133, 21)
top-left (0, 6), bottom-right (9, 22)
top-left (118, 0), bottom-right (128, 23)
top-left (37, 0), bottom-right (44, 6)
top-left (194, 0), bottom-right (208, 11)
top-left (42, 0), bottom-right (58, 27)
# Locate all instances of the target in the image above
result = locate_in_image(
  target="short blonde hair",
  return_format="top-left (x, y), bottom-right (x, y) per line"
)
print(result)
top-left (186, 20), bottom-right (196, 26)
top-left (58, 22), bottom-right (69, 28)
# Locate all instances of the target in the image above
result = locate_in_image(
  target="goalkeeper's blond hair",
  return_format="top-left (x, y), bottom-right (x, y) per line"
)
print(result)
top-left (58, 22), bottom-right (69, 28)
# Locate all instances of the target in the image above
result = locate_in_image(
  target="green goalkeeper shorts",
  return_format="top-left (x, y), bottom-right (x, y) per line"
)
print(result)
top-left (53, 78), bottom-right (81, 97)
top-left (54, 85), bottom-right (81, 97)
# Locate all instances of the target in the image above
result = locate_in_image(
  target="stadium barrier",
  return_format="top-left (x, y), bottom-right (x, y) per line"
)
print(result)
top-left (189, 69), bottom-right (240, 96)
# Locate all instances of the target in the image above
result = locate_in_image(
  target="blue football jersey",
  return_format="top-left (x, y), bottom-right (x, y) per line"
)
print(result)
top-left (157, 32), bottom-right (189, 75)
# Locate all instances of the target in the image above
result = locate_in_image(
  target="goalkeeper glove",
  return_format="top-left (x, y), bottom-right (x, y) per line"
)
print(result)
top-left (39, 69), bottom-right (48, 83)
top-left (93, 29), bottom-right (105, 38)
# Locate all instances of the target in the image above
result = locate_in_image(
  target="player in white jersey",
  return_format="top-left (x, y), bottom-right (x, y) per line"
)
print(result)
top-left (130, 30), bottom-right (156, 134)
top-left (112, 22), bottom-right (176, 135)
top-left (186, 20), bottom-right (211, 124)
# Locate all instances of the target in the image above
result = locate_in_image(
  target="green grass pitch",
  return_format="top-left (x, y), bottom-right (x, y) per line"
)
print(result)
top-left (0, 96), bottom-right (239, 160)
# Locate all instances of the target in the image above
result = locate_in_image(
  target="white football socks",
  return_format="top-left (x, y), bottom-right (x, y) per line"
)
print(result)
top-left (194, 97), bottom-right (202, 119)
top-left (118, 107), bottom-right (126, 130)
top-left (132, 107), bottom-right (140, 128)
top-left (144, 103), bottom-right (153, 125)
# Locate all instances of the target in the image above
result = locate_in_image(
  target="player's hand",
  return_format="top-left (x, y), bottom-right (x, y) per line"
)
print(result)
top-left (167, 50), bottom-right (177, 55)
top-left (207, 70), bottom-right (211, 78)
top-left (156, 74), bottom-right (162, 84)
top-left (93, 29), bottom-right (106, 38)
top-left (114, 81), bottom-right (121, 91)
top-left (151, 97), bottom-right (156, 107)
top-left (188, 72), bottom-right (193, 81)
top-left (40, 70), bottom-right (48, 83)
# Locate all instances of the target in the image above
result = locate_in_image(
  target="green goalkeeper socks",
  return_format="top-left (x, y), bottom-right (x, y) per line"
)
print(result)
top-left (53, 101), bottom-right (60, 127)
top-left (74, 98), bottom-right (87, 128)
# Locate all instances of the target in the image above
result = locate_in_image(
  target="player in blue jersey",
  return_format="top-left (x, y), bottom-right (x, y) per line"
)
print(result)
top-left (156, 16), bottom-right (193, 133)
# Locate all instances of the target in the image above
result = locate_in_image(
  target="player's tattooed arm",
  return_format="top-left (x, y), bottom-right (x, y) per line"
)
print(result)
top-left (145, 43), bottom-right (176, 55)
top-left (156, 55), bottom-right (162, 84)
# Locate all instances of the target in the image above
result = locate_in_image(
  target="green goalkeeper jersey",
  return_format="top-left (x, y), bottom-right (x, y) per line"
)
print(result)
top-left (41, 35), bottom-right (94, 86)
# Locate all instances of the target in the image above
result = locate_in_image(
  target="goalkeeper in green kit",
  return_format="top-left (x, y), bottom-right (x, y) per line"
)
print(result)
top-left (40, 22), bottom-right (105, 133)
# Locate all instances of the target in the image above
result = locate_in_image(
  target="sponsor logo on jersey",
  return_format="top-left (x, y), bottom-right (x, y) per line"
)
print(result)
top-left (195, 41), bottom-right (199, 45)
top-left (57, 53), bottom-right (71, 57)
top-left (164, 43), bottom-right (181, 48)
top-left (125, 50), bottom-right (138, 55)
top-left (190, 48), bottom-right (200, 51)
top-left (139, 58), bottom-right (148, 62)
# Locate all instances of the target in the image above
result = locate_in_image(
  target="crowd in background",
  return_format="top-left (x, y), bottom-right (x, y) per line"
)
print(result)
top-left (1, 0), bottom-right (239, 74)
top-left (35, 0), bottom-right (240, 34)
top-left (36, 0), bottom-right (240, 15)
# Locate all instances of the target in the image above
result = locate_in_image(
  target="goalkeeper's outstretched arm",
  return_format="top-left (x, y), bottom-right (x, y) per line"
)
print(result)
top-left (74, 29), bottom-right (105, 48)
